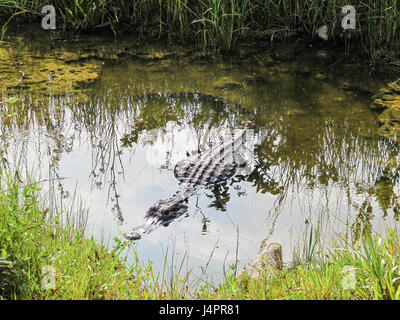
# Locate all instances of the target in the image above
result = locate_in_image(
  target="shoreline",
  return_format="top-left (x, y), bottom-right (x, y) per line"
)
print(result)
top-left (1, 170), bottom-right (399, 300)
top-left (1, 1), bottom-right (400, 68)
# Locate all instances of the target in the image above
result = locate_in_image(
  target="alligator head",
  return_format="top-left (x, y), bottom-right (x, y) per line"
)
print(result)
top-left (124, 191), bottom-right (190, 240)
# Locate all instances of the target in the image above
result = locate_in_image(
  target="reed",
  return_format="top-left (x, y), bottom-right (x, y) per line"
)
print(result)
top-left (0, 1), bottom-right (400, 64)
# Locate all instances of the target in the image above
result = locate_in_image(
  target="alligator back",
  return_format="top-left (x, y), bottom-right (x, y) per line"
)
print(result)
top-left (174, 129), bottom-right (247, 187)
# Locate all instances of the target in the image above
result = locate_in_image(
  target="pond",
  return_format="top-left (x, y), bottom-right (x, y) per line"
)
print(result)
top-left (1, 30), bottom-right (399, 284)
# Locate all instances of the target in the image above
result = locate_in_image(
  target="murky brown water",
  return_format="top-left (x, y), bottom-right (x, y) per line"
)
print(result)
top-left (1, 30), bottom-right (399, 283)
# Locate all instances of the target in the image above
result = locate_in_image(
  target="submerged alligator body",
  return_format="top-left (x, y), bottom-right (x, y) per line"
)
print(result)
top-left (124, 128), bottom-right (253, 240)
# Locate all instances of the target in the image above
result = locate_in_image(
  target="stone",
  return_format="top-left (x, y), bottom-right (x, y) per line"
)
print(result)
top-left (240, 241), bottom-right (283, 280)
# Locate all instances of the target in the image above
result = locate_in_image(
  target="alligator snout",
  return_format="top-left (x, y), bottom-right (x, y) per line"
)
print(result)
top-left (124, 191), bottom-right (190, 240)
top-left (124, 230), bottom-right (142, 240)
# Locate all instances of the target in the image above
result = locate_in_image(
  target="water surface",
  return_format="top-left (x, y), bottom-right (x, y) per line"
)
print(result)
top-left (1, 31), bottom-right (399, 283)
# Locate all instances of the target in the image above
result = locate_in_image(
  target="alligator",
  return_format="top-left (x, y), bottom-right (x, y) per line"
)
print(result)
top-left (124, 128), bottom-right (254, 240)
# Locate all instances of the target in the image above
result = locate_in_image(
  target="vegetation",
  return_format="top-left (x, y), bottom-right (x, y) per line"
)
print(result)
top-left (0, 170), bottom-right (142, 299)
top-left (0, 170), bottom-right (399, 300)
top-left (215, 227), bottom-right (400, 300)
top-left (1, 0), bottom-right (400, 301)
top-left (0, 1), bottom-right (400, 66)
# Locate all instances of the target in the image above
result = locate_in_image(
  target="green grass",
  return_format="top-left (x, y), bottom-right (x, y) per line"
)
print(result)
top-left (1, 169), bottom-right (400, 300)
top-left (0, 170), bottom-right (142, 299)
top-left (199, 227), bottom-right (400, 300)
top-left (0, 169), bottom-right (208, 299)
top-left (1, 1), bottom-right (400, 65)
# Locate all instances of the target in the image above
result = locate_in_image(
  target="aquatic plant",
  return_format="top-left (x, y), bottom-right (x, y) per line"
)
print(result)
top-left (0, 1), bottom-right (400, 66)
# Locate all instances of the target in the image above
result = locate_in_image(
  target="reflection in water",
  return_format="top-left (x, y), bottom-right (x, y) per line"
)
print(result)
top-left (1, 34), bottom-right (400, 281)
top-left (125, 128), bottom-right (259, 240)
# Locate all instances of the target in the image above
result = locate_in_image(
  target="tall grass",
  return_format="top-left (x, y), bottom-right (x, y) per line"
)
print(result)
top-left (0, 1), bottom-right (400, 64)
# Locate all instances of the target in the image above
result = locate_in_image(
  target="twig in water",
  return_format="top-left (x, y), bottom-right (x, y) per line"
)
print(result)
top-left (201, 239), bottom-right (219, 275)
top-left (226, 212), bottom-right (240, 278)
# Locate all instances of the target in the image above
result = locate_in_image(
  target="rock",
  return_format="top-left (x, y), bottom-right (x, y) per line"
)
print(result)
top-left (240, 241), bottom-right (283, 280)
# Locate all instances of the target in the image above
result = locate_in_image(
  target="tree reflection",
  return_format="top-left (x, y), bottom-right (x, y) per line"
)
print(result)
top-left (1, 43), bottom-right (400, 243)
